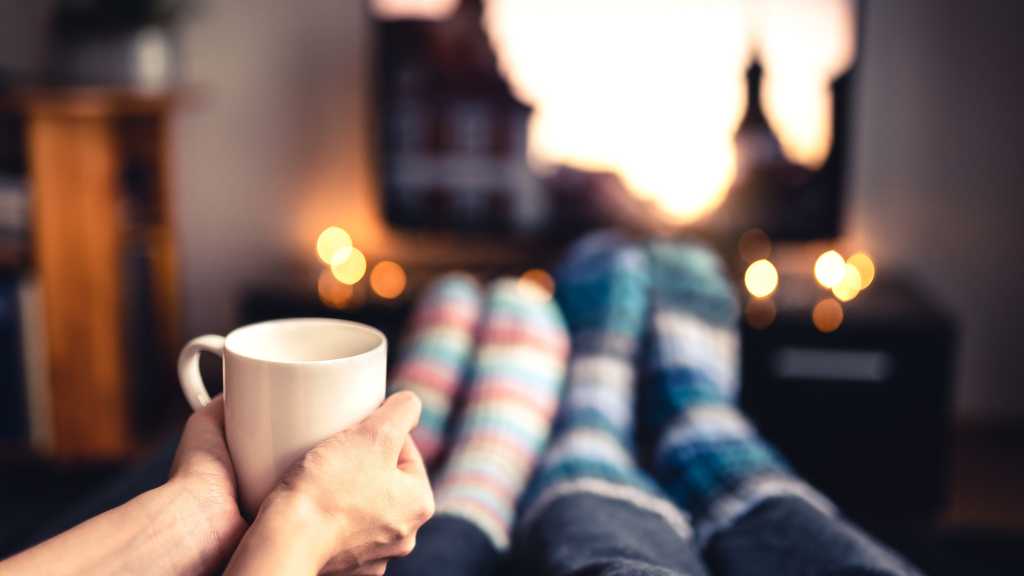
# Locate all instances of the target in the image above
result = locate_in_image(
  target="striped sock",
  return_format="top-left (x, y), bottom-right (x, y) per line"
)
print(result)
top-left (391, 273), bottom-right (483, 468)
top-left (646, 240), bottom-right (833, 543)
top-left (433, 277), bottom-right (569, 550)
top-left (519, 232), bottom-right (693, 543)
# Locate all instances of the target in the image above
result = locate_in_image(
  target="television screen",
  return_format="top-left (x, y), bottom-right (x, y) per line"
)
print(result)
top-left (373, 0), bottom-right (861, 241)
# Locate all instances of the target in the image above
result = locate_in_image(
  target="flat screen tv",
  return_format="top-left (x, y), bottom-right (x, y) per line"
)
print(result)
top-left (373, 0), bottom-right (863, 242)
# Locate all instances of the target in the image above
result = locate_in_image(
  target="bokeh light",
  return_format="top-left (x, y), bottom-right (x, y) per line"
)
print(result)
top-left (738, 228), bottom-right (772, 262)
top-left (317, 270), bottom-right (354, 309)
top-left (331, 247), bottom-right (367, 285)
top-left (831, 263), bottom-right (862, 302)
top-left (814, 249), bottom-right (846, 289)
top-left (370, 260), bottom-right (408, 299)
top-left (519, 268), bottom-right (556, 297)
top-left (370, 0), bottom-right (458, 20)
top-left (847, 252), bottom-right (875, 289)
top-left (744, 259), bottom-right (779, 298)
top-left (812, 298), bottom-right (844, 333)
top-left (316, 226), bottom-right (352, 265)
top-left (745, 298), bottom-right (776, 330)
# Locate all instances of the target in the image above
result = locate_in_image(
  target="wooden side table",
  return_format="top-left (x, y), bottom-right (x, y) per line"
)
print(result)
top-left (23, 89), bottom-right (179, 458)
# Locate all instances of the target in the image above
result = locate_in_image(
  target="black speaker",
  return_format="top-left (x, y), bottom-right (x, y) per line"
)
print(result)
top-left (740, 275), bottom-right (955, 546)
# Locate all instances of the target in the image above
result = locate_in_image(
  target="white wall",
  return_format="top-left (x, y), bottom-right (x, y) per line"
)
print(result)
top-left (169, 0), bottom-right (1023, 422)
top-left (173, 0), bottom-right (378, 337)
top-left (0, 1), bottom-right (52, 78)
top-left (848, 1), bottom-right (1024, 422)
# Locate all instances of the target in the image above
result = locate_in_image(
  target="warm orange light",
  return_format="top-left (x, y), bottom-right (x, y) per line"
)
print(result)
top-left (751, 0), bottom-right (856, 168)
top-left (318, 270), bottom-right (354, 309)
top-left (372, 0), bottom-right (456, 20)
top-left (483, 0), bottom-right (746, 223)
top-left (812, 298), bottom-right (844, 333)
top-left (316, 226), bottom-right (352, 265)
top-left (831, 263), bottom-right (862, 302)
top-left (370, 261), bottom-right (407, 299)
top-left (482, 1), bottom-right (856, 222)
top-left (745, 298), bottom-right (776, 330)
top-left (519, 268), bottom-right (555, 296)
top-left (744, 259), bottom-right (778, 298)
top-left (814, 250), bottom-right (846, 289)
top-left (331, 247), bottom-right (367, 285)
top-left (847, 252), bottom-right (875, 289)
top-left (738, 228), bottom-right (772, 263)
top-left (370, 0), bottom-right (458, 20)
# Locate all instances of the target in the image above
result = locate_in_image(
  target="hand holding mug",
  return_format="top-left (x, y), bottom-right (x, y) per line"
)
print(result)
top-left (225, 392), bottom-right (435, 575)
top-left (2, 319), bottom-right (430, 576)
top-left (178, 318), bottom-right (388, 517)
top-left (177, 318), bottom-right (436, 574)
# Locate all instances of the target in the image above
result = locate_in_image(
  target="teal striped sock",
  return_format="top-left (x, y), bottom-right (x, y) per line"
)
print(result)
top-left (646, 241), bottom-right (833, 543)
top-left (391, 273), bottom-right (483, 468)
top-left (520, 232), bottom-right (692, 541)
top-left (433, 278), bottom-right (569, 550)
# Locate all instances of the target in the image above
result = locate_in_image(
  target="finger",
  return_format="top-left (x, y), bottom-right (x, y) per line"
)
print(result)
top-left (172, 395), bottom-right (232, 475)
top-left (397, 435), bottom-right (427, 476)
top-left (179, 394), bottom-right (226, 445)
top-left (360, 391), bottom-right (422, 453)
top-left (397, 444), bottom-right (434, 525)
top-left (196, 394), bottom-right (226, 427)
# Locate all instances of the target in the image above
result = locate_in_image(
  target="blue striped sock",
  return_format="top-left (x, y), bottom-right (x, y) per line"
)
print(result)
top-left (520, 232), bottom-right (692, 541)
top-left (646, 240), bottom-right (833, 543)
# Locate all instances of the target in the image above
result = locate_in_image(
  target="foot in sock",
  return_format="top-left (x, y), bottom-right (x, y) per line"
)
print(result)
top-left (432, 277), bottom-right (570, 550)
top-left (522, 233), bottom-right (662, 509)
top-left (391, 273), bottom-right (483, 468)
top-left (646, 240), bottom-right (924, 575)
top-left (645, 240), bottom-right (833, 541)
top-left (517, 234), bottom-right (705, 576)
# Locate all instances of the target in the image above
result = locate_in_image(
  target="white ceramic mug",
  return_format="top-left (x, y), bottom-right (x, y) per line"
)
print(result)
top-left (177, 318), bottom-right (387, 517)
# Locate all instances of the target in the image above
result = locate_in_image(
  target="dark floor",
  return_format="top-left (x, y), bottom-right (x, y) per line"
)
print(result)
top-left (0, 447), bottom-right (125, 557)
top-left (943, 423), bottom-right (1024, 533)
top-left (1, 425), bottom-right (1022, 575)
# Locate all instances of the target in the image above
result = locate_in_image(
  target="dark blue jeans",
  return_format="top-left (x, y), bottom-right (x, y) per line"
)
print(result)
top-left (390, 493), bottom-right (923, 576)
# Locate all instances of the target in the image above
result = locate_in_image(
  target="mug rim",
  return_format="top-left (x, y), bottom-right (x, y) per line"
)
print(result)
top-left (224, 317), bottom-right (387, 366)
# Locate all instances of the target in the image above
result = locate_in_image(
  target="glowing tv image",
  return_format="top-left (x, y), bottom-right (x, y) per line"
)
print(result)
top-left (373, 0), bottom-right (861, 240)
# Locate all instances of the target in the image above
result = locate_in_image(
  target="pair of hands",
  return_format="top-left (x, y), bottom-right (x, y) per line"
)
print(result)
top-left (169, 391), bottom-right (434, 575)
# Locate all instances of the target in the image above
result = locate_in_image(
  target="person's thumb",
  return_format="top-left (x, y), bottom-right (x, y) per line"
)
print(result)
top-left (359, 391), bottom-right (422, 455)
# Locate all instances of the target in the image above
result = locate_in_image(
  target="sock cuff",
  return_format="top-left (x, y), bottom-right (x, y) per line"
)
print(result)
top-left (433, 506), bottom-right (512, 551)
top-left (518, 477), bottom-right (694, 543)
top-left (694, 473), bottom-right (836, 545)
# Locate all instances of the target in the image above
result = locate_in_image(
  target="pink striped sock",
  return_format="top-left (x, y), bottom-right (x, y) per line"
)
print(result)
top-left (391, 273), bottom-right (483, 468)
top-left (433, 278), bottom-right (569, 550)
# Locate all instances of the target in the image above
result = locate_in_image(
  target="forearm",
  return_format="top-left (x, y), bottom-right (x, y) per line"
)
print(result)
top-left (224, 493), bottom-right (344, 576)
top-left (223, 520), bottom-right (322, 576)
top-left (1, 479), bottom-right (245, 575)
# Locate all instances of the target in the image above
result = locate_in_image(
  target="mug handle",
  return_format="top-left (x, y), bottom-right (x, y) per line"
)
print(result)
top-left (177, 335), bottom-right (226, 411)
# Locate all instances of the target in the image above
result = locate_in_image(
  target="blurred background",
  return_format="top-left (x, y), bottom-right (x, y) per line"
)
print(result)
top-left (0, 1), bottom-right (1021, 573)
